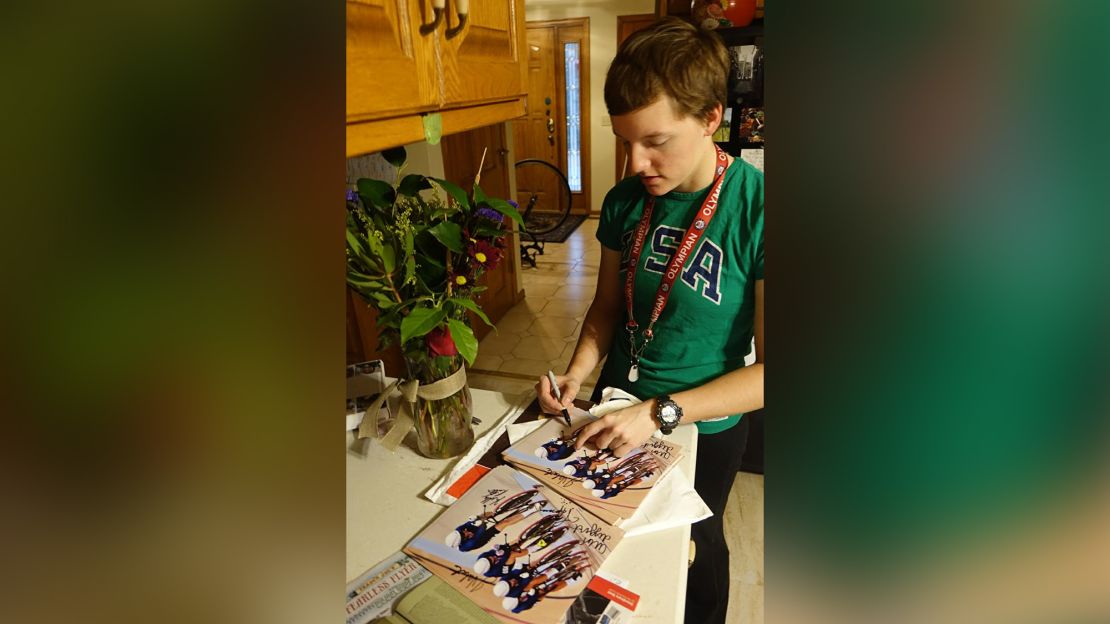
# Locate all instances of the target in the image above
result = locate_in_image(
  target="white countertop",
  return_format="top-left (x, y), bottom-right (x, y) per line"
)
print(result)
top-left (347, 387), bottom-right (699, 622)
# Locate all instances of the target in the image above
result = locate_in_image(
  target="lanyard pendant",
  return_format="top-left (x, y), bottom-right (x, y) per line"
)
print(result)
top-left (628, 361), bottom-right (639, 383)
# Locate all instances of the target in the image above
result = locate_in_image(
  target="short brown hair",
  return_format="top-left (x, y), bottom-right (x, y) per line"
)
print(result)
top-left (604, 17), bottom-right (729, 121)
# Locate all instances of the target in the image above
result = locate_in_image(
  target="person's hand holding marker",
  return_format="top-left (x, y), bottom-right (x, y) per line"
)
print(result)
top-left (539, 370), bottom-right (573, 427)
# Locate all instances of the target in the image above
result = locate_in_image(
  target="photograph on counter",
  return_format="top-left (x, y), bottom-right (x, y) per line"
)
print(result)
top-left (501, 419), bottom-right (684, 526)
top-left (403, 465), bottom-right (623, 624)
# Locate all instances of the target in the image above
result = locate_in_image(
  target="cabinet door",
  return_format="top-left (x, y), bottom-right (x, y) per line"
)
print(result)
top-left (347, 0), bottom-right (440, 123)
top-left (440, 0), bottom-right (526, 107)
top-left (441, 123), bottom-right (521, 341)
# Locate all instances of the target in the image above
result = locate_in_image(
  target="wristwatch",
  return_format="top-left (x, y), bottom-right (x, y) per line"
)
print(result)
top-left (654, 394), bottom-right (683, 435)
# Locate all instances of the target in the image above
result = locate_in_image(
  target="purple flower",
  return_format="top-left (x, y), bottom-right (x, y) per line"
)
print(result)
top-left (476, 206), bottom-right (502, 222)
top-left (508, 199), bottom-right (518, 209)
top-left (346, 189), bottom-right (358, 202)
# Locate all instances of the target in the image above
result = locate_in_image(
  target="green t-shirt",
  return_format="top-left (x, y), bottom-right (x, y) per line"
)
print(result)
top-left (596, 159), bottom-right (763, 434)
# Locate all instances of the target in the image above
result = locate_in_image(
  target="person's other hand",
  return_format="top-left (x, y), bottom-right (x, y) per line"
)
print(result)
top-left (536, 374), bottom-right (580, 414)
top-left (573, 399), bottom-right (658, 457)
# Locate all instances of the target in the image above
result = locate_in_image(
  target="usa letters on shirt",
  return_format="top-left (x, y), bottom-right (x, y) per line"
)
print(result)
top-left (620, 227), bottom-right (723, 305)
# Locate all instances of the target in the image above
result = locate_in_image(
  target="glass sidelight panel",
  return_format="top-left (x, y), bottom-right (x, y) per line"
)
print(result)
top-left (563, 42), bottom-right (582, 193)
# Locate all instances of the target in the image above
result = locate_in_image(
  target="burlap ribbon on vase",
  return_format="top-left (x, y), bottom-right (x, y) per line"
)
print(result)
top-left (357, 365), bottom-right (468, 451)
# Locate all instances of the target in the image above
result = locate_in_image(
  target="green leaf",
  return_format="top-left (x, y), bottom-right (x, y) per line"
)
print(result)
top-left (382, 147), bottom-right (407, 169)
top-left (415, 263), bottom-right (446, 294)
top-left (380, 242), bottom-right (396, 274)
top-left (357, 178), bottom-right (395, 209)
top-left (483, 197), bottom-right (525, 227)
top-left (346, 266), bottom-right (378, 290)
top-left (398, 174), bottom-right (432, 198)
top-left (448, 297), bottom-right (494, 328)
top-left (399, 296), bottom-right (434, 308)
top-left (427, 221), bottom-right (465, 254)
top-left (400, 306), bottom-right (446, 346)
top-left (371, 292), bottom-right (396, 309)
top-left (346, 229), bottom-right (371, 263)
top-left (472, 184), bottom-right (488, 205)
top-left (403, 230), bottom-right (416, 284)
top-left (472, 225), bottom-right (505, 238)
top-left (430, 177), bottom-right (470, 212)
top-left (414, 232), bottom-right (445, 268)
top-left (359, 230), bottom-right (393, 278)
top-left (447, 318), bottom-right (478, 366)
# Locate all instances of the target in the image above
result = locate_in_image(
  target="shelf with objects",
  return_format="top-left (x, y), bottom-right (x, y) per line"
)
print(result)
top-left (656, 3), bottom-right (764, 162)
top-left (713, 21), bottom-right (763, 158)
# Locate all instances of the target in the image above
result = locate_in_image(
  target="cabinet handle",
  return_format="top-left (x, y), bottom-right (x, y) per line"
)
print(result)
top-left (420, 0), bottom-right (446, 35)
top-left (445, 0), bottom-right (469, 40)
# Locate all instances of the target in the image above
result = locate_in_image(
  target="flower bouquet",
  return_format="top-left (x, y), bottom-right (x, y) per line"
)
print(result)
top-left (346, 147), bottom-right (523, 458)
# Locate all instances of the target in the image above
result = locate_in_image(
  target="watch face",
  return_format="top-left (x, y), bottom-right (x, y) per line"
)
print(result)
top-left (659, 404), bottom-right (679, 424)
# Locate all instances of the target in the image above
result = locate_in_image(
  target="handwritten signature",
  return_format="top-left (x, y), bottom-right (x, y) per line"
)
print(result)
top-left (449, 565), bottom-right (489, 593)
top-left (481, 488), bottom-right (508, 506)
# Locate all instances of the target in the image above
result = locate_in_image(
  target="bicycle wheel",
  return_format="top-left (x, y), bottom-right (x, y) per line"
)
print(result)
top-left (513, 159), bottom-right (572, 236)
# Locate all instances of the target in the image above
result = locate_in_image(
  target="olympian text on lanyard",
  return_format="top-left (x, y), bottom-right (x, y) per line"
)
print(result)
top-left (623, 145), bottom-right (730, 383)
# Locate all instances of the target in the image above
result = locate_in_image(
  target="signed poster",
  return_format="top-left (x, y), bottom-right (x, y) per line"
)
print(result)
top-left (501, 419), bottom-right (684, 526)
top-left (403, 465), bottom-right (623, 624)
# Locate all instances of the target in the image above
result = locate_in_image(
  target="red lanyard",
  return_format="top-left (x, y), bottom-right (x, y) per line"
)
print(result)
top-left (623, 145), bottom-right (729, 382)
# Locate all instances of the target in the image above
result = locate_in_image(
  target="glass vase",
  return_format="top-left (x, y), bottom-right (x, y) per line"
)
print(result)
top-left (405, 354), bottom-right (475, 459)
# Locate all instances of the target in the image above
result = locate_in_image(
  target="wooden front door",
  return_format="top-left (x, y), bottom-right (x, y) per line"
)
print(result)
top-left (441, 124), bottom-right (521, 341)
top-left (512, 18), bottom-right (590, 215)
top-left (614, 14), bottom-right (657, 180)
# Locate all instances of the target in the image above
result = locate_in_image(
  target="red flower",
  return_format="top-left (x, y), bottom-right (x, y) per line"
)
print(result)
top-left (469, 239), bottom-right (503, 271)
top-left (426, 326), bottom-right (458, 357)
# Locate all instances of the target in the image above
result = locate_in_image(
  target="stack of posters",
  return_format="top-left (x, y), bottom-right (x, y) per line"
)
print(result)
top-left (403, 465), bottom-right (623, 624)
top-left (501, 419), bottom-right (684, 526)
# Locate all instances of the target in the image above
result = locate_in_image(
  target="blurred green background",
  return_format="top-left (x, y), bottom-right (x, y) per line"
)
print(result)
top-left (770, 0), bottom-right (1110, 621)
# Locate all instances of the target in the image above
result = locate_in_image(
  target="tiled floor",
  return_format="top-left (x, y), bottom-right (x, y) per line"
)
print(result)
top-left (468, 217), bottom-right (764, 624)
top-left (470, 218), bottom-right (603, 396)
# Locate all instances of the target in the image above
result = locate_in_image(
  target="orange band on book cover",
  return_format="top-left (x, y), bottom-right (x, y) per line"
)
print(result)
top-left (587, 575), bottom-right (640, 611)
top-left (445, 464), bottom-right (491, 499)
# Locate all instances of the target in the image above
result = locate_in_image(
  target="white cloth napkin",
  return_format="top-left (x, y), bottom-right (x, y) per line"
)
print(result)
top-left (619, 464), bottom-right (711, 536)
top-left (588, 386), bottom-right (642, 418)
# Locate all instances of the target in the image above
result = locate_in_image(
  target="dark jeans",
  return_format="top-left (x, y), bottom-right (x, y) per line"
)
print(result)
top-left (685, 417), bottom-right (750, 624)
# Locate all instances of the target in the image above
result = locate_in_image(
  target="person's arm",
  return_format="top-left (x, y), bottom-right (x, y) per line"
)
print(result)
top-left (536, 246), bottom-right (624, 413)
top-left (574, 279), bottom-right (764, 456)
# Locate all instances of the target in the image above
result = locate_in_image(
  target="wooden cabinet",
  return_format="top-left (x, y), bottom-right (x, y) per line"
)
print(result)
top-left (441, 0), bottom-right (523, 106)
top-left (346, 287), bottom-right (406, 373)
top-left (347, 0), bottom-right (528, 157)
top-left (346, 0), bottom-right (438, 123)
